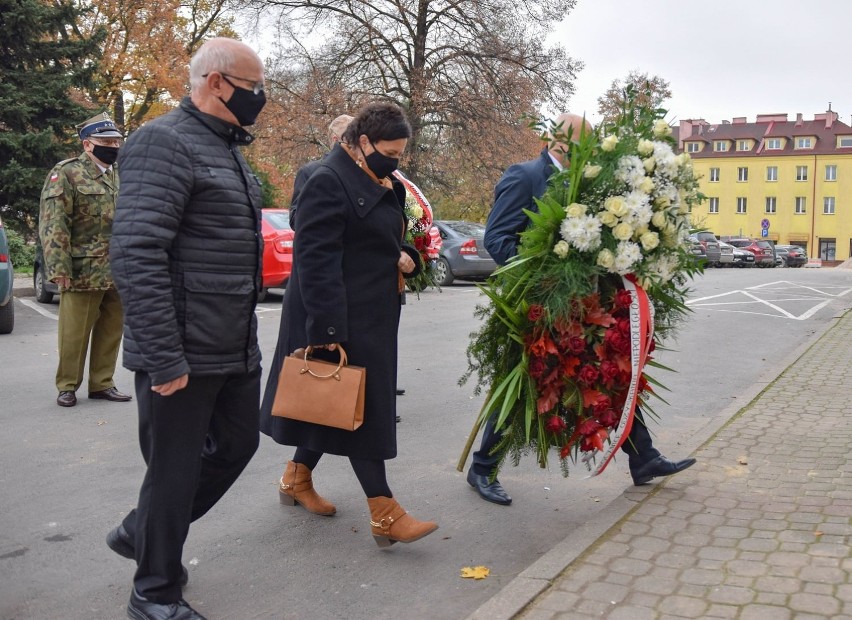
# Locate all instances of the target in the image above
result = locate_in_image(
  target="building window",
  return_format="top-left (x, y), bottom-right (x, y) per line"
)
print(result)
top-left (825, 165), bottom-right (837, 181)
top-left (824, 197), bottom-right (836, 214)
top-left (709, 168), bottom-right (720, 182)
top-left (766, 166), bottom-right (778, 181)
top-left (737, 167), bottom-right (749, 182)
top-left (766, 138), bottom-right (782, 150)
top-left (686, 142), bottom-right (700, 153)
top-left (713, 141), bottom-right (729, 152)
top-left (796, 165), bottom-right (808, 181)
top-left (795, 197), bottom-right (807, 214)
top-left (737, 140), bottom-right (751, 151)
top-left (796, 137), bottom-right (813, 148)
top-left (839, 137), bottom-right (852, 147)
top-left (765, 197), bottom-right (777, 213)
top-left (819, 238), bottom-right (836, 261)
top-left (736, 197), bottom-right (747, 214)
top-left (709, 197), bottom-right (719, 213)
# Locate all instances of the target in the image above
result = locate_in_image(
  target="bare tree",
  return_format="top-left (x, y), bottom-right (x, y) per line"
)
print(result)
top-left (597, 70), bottom-right (672, 126)
top-left (250, 0), bottom-right (581, 217)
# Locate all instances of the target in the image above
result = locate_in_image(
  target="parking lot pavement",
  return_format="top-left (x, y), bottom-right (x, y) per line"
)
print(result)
top-left (471, 307), bottom-right (852, 620)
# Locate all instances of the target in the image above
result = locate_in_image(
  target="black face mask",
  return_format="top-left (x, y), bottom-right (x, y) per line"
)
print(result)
top-left (220, 78), bottom-right (266, 126)
top-left (92, 145), bottom-right (119, 166)
top-left (362, 141), bottom-right (399, 179)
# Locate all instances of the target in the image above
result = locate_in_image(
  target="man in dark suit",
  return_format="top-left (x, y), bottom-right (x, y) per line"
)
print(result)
top-left (466, 113), bottom-right (696, 506)
top-left (289, 114), bottom-right (353, 230)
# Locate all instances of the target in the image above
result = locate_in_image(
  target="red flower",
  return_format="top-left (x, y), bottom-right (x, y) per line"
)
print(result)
top-left (599, 360), bottom-right (620, 384)
top-left (567, 335), bottom-right (586, 354)
top-left (527, 304), bottom-right (545, 322)
top-left (592, 395), bottom-right (612, 415)
top-left (577, 418), bottom-right (601, 436)
top-left (617, 318), bottom-right (631, 336)
top-left (596, 409), bottom-right (619, 428)
top-left (413, 234), bottom-right (428, 251)
top-left (528, 356), bottom-right (547, 378)
top-left (545, 415), bottom-right (567, 433)
top-left (578, 364), bottom-right (600, 385)
top-left (614, 289), bottom-right (632, 309)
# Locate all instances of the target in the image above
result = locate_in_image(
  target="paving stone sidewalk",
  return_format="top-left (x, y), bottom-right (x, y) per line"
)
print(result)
top-left (486, 309), bottom-right (852, 620)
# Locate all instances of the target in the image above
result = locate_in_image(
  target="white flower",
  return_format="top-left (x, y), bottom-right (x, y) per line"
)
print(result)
top-left (614, 241), bottom-right (643, 274)
top-left (652, 142), bottom-right (679, 177)
top-left (605, 196), bottom-right (629, 218)
top-left (613, 222), bottom-right (633, 241)
top-left (651, 211), bottom-right (667, 228)
top-left (583, 165), bottom-right (602, 179)
top-left (639, 231), bottom-right (660, 251)
top-left (649, 253), bottom-right (679, 282)
top-left (553, 240), bottom-right (570, 258)
top-left (615, 155), bottom-right (645, 187)
top-left (637, 139), bottom-right (655, 156)
top-left (622, 191), bottom-right (653, 229)
top-left (598, 211), bottom-right (618, 227)
top-left (560, 214), bottom-right (602, 252)
top-left (653, 120), bottom-right (672, 137)
top-left (596, 248), bottom-right (615, 270)
top-left (408, 204), bottom-right (424, 220)
top-left (638, 177), bottom-right (655, 194)
top-left (677, 152), bottom-right (692, 168)
top-left (601, 135), bottom-right (619, 151)
top-left (643, 157), bottom-right (656, 173)
top-left (565, 202), bottom-right (587, 218)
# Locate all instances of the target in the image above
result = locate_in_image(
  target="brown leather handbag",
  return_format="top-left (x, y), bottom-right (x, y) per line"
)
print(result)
top-left (271, 345), bottom-right (366, 431)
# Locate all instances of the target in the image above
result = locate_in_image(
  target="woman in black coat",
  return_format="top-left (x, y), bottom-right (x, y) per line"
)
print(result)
top-left (259, 102), bottom-right (438, 547)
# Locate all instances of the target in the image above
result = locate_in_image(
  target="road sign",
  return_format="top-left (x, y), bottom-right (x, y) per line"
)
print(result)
top-left (761, 218), bottom-right (770, 229)
top-left (761, 228), bottom-right (768, 238)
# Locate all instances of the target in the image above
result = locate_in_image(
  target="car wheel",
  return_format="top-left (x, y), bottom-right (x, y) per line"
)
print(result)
top-left (435, 257), bottom-right (454, 286)
top-left (0, 300), bottom-right (14, 334)
top-left (257, 287), bottom-right (268, 303)
top-left (34, 266), bottom-right (54, 303)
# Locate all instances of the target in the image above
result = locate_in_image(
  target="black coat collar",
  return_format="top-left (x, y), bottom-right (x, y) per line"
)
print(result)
top-left (324, 144), bottom-right (403, 218)
top-left (180, 97), bottom-right (255, 146)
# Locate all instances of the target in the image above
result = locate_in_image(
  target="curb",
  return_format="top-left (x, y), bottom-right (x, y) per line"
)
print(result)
top-left (465, 306), bottom-right (849, 620)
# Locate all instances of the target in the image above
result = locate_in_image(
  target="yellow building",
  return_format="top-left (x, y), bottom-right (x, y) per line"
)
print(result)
top-left (679, 111), bottom-right (852, 262)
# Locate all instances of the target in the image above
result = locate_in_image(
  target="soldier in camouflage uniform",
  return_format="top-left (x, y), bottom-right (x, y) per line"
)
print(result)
top-left (38, 112), bottom-right (132, 408)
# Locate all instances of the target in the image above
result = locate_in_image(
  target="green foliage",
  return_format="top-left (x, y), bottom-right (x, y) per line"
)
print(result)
top-left (251, 167), bottom-right (281, 208)
top-left (0, 0), bottom-right (103, 235)
top-left (4, 228), bottom-right (35, 271)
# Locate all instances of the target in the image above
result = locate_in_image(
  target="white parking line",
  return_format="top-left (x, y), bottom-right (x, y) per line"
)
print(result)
top-left (687, 280), bottom-right (848, 320)
top-left (18, 298), bottom-right (58, 320)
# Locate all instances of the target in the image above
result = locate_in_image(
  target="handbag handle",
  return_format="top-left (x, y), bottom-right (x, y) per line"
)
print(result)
top-left (300, 345), bottom-right (349, 381)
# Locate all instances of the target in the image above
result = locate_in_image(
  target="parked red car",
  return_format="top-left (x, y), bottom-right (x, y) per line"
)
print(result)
top-left (725, 238), bottom-right (775, 267)
top-left (260, 208), bottom-right (294, 301)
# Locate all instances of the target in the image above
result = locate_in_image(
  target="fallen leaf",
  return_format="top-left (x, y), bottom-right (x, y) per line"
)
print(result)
top-left (461, 566), bottom-right (490, 580)
top-left (814, 531), bottom-right (823, 537)
top-left (737, 456), bottom-right (748, 465)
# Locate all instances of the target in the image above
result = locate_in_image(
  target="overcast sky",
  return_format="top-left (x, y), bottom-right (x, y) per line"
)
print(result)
top-left (555, 0), bottom-right (852, 126)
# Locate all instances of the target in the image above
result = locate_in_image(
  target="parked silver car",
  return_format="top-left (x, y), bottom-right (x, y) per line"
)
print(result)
top-left (689, 232), bottom-right (722, 265)
top-left (432, 220), bottom-right (497, 286)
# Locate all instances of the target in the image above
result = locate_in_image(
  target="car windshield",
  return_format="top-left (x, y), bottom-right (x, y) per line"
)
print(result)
top-left (695, 232), bottom-right (718, 242)
top-left (444, 221), bottom-right (485, 237)
top-left (756, 241), bottom-right (772, 249)
top-left (728, 240), bottom-right (750, 247)
top-left (263, 211), bottom-right (291, 230)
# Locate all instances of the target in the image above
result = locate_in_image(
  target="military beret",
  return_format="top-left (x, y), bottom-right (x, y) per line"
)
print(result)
top-left (77, 112), bottom-right (124, 140)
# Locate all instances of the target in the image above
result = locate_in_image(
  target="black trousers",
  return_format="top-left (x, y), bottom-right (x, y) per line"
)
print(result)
top-left (121, 369), bottom-right (261, 603)
top-left (471, 407), bottom-right (661, 477)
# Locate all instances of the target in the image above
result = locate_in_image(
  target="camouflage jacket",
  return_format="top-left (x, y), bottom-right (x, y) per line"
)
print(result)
top-left (38, 152), bottom-right (119, 291)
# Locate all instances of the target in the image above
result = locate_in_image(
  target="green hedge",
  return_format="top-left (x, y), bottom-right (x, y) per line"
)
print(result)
top-left (5, 228), bottom-right (35, 273)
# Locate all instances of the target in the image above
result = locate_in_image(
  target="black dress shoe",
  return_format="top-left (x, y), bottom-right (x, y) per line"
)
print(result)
top-left (107, 525), bottom-right (189, 587)
top-left (466, 468), bottom-right (512, 505)
top-left (631, 455), bottom-right (697, 486)
top-left (89, 387), bottom-right (133, 402)
top-left (128, 589), bottom-right (207, 620)
top-left (57, 391), bottom-right (77, 407)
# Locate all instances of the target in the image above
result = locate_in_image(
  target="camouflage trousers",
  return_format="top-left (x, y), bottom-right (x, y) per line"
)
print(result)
top-left (56, 288), bottom-right (124, 393)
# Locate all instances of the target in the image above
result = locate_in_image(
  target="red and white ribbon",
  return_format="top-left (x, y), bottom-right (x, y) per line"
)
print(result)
top-left (587, 275), bottom-right (655, 477)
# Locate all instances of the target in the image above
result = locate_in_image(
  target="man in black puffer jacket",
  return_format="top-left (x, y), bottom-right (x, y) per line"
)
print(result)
top-left (106, 37), bottom-right (266, 620)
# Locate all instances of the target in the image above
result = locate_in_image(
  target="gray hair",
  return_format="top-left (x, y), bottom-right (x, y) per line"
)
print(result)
top-left (188, 38), bottom-right (240, 90)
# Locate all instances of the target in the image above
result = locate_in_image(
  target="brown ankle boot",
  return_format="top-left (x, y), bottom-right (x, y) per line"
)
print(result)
top-left (279, 461), bottom-right (336, 516)
top-left (367, 496), bottom-right (438, 547)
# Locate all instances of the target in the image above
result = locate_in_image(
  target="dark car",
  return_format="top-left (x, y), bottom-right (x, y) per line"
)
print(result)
top-left (432, 220), bottom-right (497, 286)
top-left (33, 241), bottom-right (60, 303)
top-left (259, 208), bottom-right (294, 301)
top-left (691, 231), bottom-right (722, 265)
top-left (726, 238), bottom-right (775, 267)
top-left (0, 216), bottom-right (15, 333)
top-left (729, 245), bottom-right (756, 268)
top-left (774, 245), bottom-right (807, 268)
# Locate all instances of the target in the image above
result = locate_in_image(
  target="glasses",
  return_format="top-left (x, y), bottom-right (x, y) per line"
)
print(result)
top-left (88, 137), bottom-right (122, 147)
top-left (203, 72), bottom-right (265, 95)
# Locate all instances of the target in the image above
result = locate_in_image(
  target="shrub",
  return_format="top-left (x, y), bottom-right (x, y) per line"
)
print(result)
top-left (5, 228), bottom-right (35, 272)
